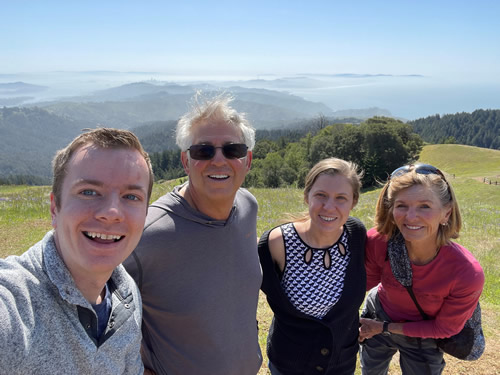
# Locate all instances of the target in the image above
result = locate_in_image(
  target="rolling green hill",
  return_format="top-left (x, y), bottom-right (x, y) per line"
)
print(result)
top-left (418, 144), bottom-right (500, 179)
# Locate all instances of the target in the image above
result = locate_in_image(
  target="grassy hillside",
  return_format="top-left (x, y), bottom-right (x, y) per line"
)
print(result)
top-left (419, 144), bottom-right (500, 179)
top-left (0, 144), bottom-right (498, 374)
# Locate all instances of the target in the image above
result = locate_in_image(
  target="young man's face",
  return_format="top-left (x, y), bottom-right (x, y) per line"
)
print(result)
top-left (181, 120), bottom-right (252, 205)
top-left (50, 144), bottom-right (150, 280)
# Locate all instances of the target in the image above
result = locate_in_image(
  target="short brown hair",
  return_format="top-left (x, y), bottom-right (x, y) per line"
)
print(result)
top-left (52, 128), bottom-right (153, 209)
top-left (374, 169), bottom-right (461, 246)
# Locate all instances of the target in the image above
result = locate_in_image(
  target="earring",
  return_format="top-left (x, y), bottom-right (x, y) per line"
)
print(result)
top-left (441, 222), bottom-right (448, 226)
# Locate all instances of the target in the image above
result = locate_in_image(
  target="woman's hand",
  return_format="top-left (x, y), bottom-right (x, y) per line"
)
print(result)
top-left (359, 318), bottom-right (383, 341)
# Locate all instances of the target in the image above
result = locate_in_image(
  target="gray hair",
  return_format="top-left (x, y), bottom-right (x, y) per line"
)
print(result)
top-left (176, 93), bottom-right (255, 151)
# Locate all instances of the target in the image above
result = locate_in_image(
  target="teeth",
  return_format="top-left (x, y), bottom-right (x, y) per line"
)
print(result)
top-left (406, 225), bottom-right (422, 230)
top-left (209, 174), bottom-right (229, 179)
top-left (86, 232), bottom-right (122, 240)
top-left (320, 216), bottom-right (336, 222)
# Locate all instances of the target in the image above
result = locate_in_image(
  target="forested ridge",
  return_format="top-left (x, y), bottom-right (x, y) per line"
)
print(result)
top-left (0, 106), bottom-right (91, 184)
top-left (151, 117), bottom-right (423, 188)
top-left (409, 109), bottom-right (500, 149)
top-left (1, 106), bottom-right (499, 185)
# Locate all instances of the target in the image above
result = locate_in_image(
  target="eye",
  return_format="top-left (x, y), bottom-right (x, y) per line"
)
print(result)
top-left (80, 189), bottom-right (97, 196)
top-left (124, 194), bottom-right (141, 201)
top-left (336, 196), bottom-right (347, 201)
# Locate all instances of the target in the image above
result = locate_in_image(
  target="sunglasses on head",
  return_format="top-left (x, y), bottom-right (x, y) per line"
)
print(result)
top-left (188, 143), bottom-right (248, 160)
top-left (390, 163), bottom-right (451, 195)
top-left (390, 163), bottom-right (444, 179)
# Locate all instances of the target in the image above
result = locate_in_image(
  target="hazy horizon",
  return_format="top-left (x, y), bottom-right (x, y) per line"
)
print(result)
top-left (2, 70), bottom-right (499, 120)
top-left (2, 1), bottom-right (500, 120)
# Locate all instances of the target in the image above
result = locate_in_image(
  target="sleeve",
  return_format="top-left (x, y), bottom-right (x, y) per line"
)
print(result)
top-left (257, 229), bottom-right (273, 295)
top-left (0, 274), bottom-right (25, 371)
top-left (365, 228), bottom-right (386, 291)
top-left (122, 205), bottom-right (167, 291)
top-left (123, 248), bottom-right (143, 290)
top-left (403, 248), bottom-right (485, 338)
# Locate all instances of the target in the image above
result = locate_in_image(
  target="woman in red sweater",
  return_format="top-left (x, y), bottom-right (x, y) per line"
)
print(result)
top-left (359, 163), bottom-right (484, 375)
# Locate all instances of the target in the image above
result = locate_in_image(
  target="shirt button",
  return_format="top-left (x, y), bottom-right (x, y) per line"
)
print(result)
top-left (124, 303), bottom-right (130, 309)
top-left (315, 366), bottom-right (324, 372)
top-left (320, 348), bottom-right (330, 356)
top-left (109, 321), bottom-right (115, 328)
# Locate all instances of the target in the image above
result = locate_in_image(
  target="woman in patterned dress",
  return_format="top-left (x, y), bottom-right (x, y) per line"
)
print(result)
top-left (258, 158), bottom-right (367, 375)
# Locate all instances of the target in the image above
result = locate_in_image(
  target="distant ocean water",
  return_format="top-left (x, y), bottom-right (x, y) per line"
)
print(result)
top-left (1, 72), bottom-right (499, 120)
top-left (289, 77), bottom-right (500, 120)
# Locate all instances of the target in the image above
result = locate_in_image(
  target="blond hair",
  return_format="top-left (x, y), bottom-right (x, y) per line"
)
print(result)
top-left (375, 169), bottom-right (461, 246)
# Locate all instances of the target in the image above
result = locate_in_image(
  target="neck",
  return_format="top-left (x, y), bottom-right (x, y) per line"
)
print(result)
top-left (73, 274), bottom-right (109, 304)
top-left (180, 184), bottom-right (233, 220)
top-left (299, 219), bottom-right (343, 248)
top-left (53, 234), bottom-right (111, 304)
top-left (406, 240), bottom-right (440, 266)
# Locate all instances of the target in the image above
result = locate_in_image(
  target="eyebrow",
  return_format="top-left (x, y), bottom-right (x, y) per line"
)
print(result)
top-left (315, 190), bottom-right (350, 196)
top-left (73, 179), bottom-right (147, 193)
top-left (394, 198), bottom-right (433, 204)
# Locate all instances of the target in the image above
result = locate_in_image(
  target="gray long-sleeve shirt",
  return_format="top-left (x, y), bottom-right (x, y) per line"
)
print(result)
top-left (124, 185), bottom-right (263, 375)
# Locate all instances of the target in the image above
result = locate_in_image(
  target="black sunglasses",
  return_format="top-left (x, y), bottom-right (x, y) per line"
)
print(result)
top-left (390, 163), bottom-right (451, 195)
top-left (188, 143), bottom-right (248, 160)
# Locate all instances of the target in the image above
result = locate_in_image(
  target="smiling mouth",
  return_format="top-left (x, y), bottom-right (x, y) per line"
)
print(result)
top-left (84, 232), bottom-right (123, 242)
top-left (405, 225), bottom-right (423, 230)
top-left (208, 174), bottom-right (229, 180)
top-left (320, 215), bottom-right (337, 222)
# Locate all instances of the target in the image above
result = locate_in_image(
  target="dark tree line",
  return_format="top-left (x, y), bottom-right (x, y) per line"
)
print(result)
top-left (149, 117), bottom-right (423, 188)
top-left (409, 109), bottom-right (500, 149)
top-left (245, 117), bottom-right (422, 188)
top-left (0, 174), bottom-right (51, 185)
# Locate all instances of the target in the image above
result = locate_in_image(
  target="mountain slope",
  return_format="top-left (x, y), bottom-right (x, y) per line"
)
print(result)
top-left (0, 107), bottom-right (91, 178)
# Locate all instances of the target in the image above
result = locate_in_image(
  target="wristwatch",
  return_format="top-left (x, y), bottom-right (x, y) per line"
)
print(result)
top-left (382, 321), bottom-right (391, 336)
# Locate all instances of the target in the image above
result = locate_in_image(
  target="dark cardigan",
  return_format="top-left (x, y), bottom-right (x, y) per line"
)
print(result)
top-left (258, 217), bottom-right (367, 375)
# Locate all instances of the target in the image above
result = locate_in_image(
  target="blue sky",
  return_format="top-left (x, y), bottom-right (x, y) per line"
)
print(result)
top-left (2, 0), bottom-right (500, 81)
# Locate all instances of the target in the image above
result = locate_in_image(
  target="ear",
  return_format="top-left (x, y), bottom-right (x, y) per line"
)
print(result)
top-left (443, 205), bottom-right (452, 223)
top-left (245, 150), bottom-right (253, 172)
top-left (50, 192), bottom-right (58, 228)
top-left (181, 151), bottom-right (190, 175)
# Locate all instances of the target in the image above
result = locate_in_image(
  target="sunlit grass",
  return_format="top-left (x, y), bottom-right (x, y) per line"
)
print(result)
top-left (1, 144), bottom-right (499, 374)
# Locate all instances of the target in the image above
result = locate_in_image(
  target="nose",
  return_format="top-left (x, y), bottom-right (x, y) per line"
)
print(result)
top-left (323, 198), bottom-right (336, 210)
top-left (96, 194), bottom-right (125, 222)
top-left (210, 147), bottom-right (227, 165)
top-left (406, 207), bottom-right (418, 220)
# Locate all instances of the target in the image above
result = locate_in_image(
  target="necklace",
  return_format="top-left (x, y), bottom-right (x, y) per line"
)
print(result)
top-left (409, 246), bottom-right (441, 266)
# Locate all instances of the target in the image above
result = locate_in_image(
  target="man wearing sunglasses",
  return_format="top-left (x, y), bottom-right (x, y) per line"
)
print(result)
top-left (124, 95), bottom-right (262, 375)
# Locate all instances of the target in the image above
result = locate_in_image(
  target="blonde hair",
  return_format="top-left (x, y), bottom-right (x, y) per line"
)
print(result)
top-left (287, 158), bottom-right (363, 222)
top-left (375, 169), bottom-right (461, 246)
